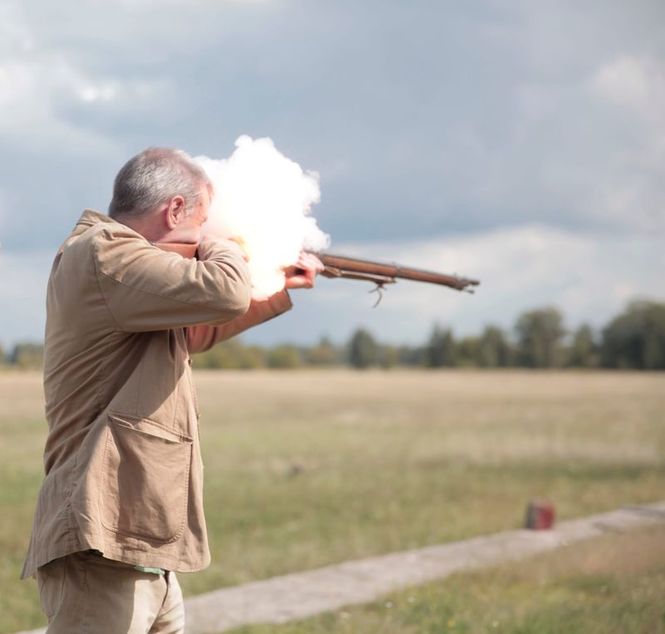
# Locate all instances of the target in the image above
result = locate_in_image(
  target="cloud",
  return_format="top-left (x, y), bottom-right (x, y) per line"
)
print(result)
top-left (0, 1), bottom-right (176, 157)
top-left (0, 52), bottom-right (169, 153)
top-left (244, 225), bottom-right (665, 345)
top-left (0, 249), bottom-right (52, 350)
top-left (592, 55), bottom-right (665, 122)
top-left (2, 0), bottom-right (663, 244)
top-left (0, 0), bottom-right (664, 346)
top-left (585, 56), bottom-right (665, 233)
top-left (2, 224), bottom-right (663, 348)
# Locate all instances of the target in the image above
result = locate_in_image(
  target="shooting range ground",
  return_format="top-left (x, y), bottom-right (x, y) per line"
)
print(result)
top-left (231, 523), bottom-right (665, 634)
top-left (2, 369), bottom-right (664, 633)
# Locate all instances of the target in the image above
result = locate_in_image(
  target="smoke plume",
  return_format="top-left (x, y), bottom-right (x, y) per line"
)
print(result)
top-left (196, 136), bottom-right (329, 299)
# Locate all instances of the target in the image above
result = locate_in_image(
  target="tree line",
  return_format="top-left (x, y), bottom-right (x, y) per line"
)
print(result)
top-left (2, 300), bottom-right (664, 371)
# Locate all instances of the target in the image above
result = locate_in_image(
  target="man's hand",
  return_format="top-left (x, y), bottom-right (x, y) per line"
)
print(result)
top-left (284, 252), bottom-right (324, 290)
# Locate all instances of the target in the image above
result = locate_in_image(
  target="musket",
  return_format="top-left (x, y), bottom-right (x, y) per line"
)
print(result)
top-left (156, 243), bottom-right (480, 299)
top-left (313, 253), bottom-right (480, 294)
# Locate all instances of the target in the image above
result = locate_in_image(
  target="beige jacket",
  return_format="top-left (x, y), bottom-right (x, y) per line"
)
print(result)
top-left (21, 210), bottom-right (292, 579)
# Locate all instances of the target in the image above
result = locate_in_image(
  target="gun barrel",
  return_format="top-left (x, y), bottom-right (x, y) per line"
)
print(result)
top-left (315, 253), bottom-right (480, 293)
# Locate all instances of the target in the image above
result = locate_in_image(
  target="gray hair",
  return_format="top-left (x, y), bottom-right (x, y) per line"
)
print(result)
top-left (108, 147), bottom-right (212, 218)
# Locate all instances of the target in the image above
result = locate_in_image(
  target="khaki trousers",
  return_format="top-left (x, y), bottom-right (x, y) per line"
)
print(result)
top-left (36, 551), bottom-right (185, 634)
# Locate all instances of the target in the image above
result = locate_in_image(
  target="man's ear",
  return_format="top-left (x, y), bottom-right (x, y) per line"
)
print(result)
top-left (165, 195), bottom-right (186, 229)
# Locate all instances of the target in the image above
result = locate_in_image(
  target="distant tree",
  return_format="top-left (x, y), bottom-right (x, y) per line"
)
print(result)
top-left (348, 328), bottom-right (379, 369)
top-left (267, 345), bottom-right (302, 369)
top-left (424, 325), bottom-right (456, 367)
top-left (378, 345), bottom-right (400, 369)
top-left (397, 345), bottom-right (424, 366)
top-left (567, 324), bottom-right (599, 368)
top-left (601, 301), bottom-right (665, 369)
top-left (515, 307), bottom-right (565, 368)
top-left (305, 336), bottom-right (340, 366)
top-left (232, 345), bottom-right (266, 369)
top-left (0, 343), bottom-right (5, 366)
top-left (456, 336), bottom-right (481, 367)
top-left (10, 342), bottom-right (44, 369)
top-left (192, 340), bottom-right (265, 369)
top-left (478, 325), bottom-right (512, 367)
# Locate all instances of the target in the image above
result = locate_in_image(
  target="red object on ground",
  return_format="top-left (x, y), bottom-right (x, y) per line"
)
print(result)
top-left (525, 499), bottom-right (556, 530)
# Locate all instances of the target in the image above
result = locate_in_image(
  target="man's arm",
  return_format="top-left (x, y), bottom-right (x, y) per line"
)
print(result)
top-left (186, 251), bottom-right (323, 353)
top-left (94, 231), bottom-right (252, 332)
top-left (187, 290), bottom-right (292, 353)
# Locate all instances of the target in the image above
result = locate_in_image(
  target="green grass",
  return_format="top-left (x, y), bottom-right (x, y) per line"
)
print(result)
top-left (230, 525), bottom-right (665, 634)
top-left (0, 374), bottom-right (54, 632)
top-left (2, 370), bottom-right (664, 632)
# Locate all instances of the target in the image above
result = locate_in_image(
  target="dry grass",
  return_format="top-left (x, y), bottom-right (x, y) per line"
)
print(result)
top-left (1, 369), bottom-right (664, 632)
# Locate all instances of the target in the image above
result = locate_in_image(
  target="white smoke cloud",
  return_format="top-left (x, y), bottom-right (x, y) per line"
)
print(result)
top-left (196, 136), bottom-right (330, 298)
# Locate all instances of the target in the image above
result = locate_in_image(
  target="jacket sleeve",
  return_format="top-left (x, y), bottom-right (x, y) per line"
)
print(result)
top-left (94, 231), bottom-right (252, 332)
top-left (186, 290), bottom-right (293, 353)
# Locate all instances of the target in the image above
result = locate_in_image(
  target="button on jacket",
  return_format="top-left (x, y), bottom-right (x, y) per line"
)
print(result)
top-left (22, 210), bottom-right (292, 579)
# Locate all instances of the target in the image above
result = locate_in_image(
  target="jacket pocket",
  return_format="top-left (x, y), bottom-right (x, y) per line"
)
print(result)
top-left (102, 413), bottom-right (193, 543)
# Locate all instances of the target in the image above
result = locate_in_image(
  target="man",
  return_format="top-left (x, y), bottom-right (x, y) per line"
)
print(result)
top-left (21, 147), bottom-right (322, 633)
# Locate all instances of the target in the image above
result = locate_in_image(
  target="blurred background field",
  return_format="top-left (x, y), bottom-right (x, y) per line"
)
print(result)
top-left (2, 369), bottom-right (664, 633)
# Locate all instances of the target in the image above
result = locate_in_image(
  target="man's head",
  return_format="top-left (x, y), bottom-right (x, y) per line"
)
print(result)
top-left (109, 148), bottom-right (212, 246)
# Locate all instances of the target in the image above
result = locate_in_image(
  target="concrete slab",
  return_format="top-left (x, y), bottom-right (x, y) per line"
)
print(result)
top-left (16, 501), bottom-right (665, 634)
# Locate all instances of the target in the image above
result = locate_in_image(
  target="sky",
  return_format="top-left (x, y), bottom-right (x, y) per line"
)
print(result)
top-left (0, 0), bottom-right (663, 348)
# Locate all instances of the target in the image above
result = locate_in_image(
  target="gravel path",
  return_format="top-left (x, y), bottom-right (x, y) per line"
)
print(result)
top-left (17, 501), bottom-right (665, 634)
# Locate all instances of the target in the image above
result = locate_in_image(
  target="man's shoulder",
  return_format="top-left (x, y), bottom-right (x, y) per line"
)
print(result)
top-left (77, 209), bottom-right (141, 242)
top-left (61, 209), bottom-right (147, 260)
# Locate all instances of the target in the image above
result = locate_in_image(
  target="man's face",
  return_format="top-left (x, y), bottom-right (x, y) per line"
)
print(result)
top-left (169, 185), bottom-right (211, 245)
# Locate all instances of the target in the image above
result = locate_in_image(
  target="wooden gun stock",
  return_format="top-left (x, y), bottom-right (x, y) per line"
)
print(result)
top-left (313, 253), bottom-right (480, 293)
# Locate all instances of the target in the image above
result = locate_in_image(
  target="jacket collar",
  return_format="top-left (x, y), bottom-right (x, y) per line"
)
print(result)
top-left (72, 210), bottom-right (190, 255)
top-left (76, 209), bottom-right (118, 228)
top-left (74, 209), bottom-right (147, 243)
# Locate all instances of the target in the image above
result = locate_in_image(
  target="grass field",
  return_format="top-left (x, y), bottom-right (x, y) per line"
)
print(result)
top-left (1, 369), bottom-right (664, 632)
top-left (233, 525), bottom-right (665, 634)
